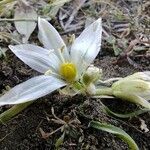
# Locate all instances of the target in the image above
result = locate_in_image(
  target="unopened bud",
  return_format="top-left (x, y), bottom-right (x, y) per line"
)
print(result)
top-left (112, 79), bottom-right (150, 95)
top-left (112, 72), bottom-right (150, 100)
top-left (83, 65), bottom-right (102, 85)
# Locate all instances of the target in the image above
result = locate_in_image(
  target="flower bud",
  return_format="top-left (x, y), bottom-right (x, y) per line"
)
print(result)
top-left (112, 72), bottom-right (150, 98)
top-left (83, 65), bottom-right (102, 85)
top-left (111, 71), bottom-right (150, 109)
top-left (112, 79), bottom-right (150, 97)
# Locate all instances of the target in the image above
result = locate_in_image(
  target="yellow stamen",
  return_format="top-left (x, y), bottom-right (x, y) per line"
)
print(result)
top-left (60, 63), bottom-right (77, 82)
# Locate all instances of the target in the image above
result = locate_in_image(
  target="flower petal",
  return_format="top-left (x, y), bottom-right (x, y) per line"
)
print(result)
top-left (9, 44), bottom-right (61, 73)
top-left (0, 75), bottom-right (66, 106)
top-left (38, 18), bottom-right (69, 61)
top-left (138, 91), bottom-right (150, 101)
top-left (71, 18), bottom-right (102, 74)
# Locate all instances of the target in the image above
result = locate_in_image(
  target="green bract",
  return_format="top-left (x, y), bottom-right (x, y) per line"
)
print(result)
top-left (83, 65), bottom-right (102, 85)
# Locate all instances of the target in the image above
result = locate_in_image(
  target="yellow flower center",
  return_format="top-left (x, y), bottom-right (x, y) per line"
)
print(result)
top-left (60, 63), bottom-right (77, 82)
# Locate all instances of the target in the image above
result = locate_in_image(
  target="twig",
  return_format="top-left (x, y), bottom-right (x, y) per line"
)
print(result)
top-left (0, 18), bottom-right (37, 22)
top-left (61, 26), bottom-right (83, 34)
top-left (0, 32), bottom-right (21, 44)
top-left (0, 131), bottom-right (13, 143)
top-left (39, 126), bottom-right (62, 139)
top-left (35, 120), bottom-right (43, 132)
top-left (64, 0), bottom-right (86, 29)
top-left (0, 18), bottom-right (51, 22)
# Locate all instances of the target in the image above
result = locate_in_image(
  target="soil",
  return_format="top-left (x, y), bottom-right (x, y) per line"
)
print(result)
top-left (0, 51), bottom-right (150, 150)
top-left (0, 0), bottom-right (150, 150)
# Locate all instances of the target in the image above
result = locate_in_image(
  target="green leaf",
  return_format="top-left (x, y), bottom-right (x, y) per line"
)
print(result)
top-left (102, 103), bottom-right (150, 118)
top-left (113, 44), bottom-right (123, 56)
top-left (55, 132), bottom-right (65, 149)
top-left (106, 35), bottom-right (116, 44)
top-left (89, 121), bottom-right (139, 150)
top-left (0, 101), bottom-right (34, 124)
top-left (43, 0), bottom-right (71, 18)
top-left (0, 47), bottom-right (7, 58)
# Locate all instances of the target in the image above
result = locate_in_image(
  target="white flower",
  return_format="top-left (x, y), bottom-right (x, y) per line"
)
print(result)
top-left (112, 71), bottom-right (150, 109)
top-left (0, 18), bottom-right (102, 106)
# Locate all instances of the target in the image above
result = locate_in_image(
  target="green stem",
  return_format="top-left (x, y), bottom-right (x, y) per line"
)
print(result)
top-left (0, 101), bottom-right (34, 124)
top-left (95, 87), bottom-right (113, 96)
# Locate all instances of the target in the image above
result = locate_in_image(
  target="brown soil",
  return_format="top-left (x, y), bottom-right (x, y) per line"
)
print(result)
top-left (0, 0), bottom-right (150, 149)
top-left (0, 51), bottom-right (150, 150)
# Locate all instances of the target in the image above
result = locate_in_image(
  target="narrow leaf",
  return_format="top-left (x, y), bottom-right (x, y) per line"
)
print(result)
top-left (102, 103), bottom-right (150, 118)
top-left (0, 101), bottom-right (33, 124)
top-left (43, 0), bottom-right (71, 18)
top-left (89, 121), bottom-right (139, 150)
top-left (49, 0), bottom-right (71, 6)
top-left (55, 132), bottom-right (65, 148)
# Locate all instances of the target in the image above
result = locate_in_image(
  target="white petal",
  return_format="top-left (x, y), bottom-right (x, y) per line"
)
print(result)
top-left (135, 96), bottom-right (150, 109)
top-left (9, 44), bottom-right (61, 73)
top-left (138, 71), bottom-right (150, 81)
top-left (10, 44), bottom-right (50, 54)
top-left (38, 18), bottom-right (69, 60)
top-left (0, 75), bottom-right (66, 106)
top-left (71, 18), bottom-right (102, 74)
top-left (138, 91), bottom-right (150, 101)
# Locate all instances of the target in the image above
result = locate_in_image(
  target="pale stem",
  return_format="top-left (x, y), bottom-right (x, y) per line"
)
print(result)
top-left (0, 18), bottom-right (51, 22)
top-left (95, 87), bottom-right (113, 96)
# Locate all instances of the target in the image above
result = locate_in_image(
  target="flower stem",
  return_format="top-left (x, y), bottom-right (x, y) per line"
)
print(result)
top-left (0, 101), bottom-right (34, 124)
top-left (95, 87), bottom-right (113, 96)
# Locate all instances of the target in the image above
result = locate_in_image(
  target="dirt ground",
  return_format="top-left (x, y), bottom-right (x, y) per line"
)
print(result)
top-left (0, 0), bottom-right (150, 150)
top-left (0, 52), bottom-right (150, 150)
